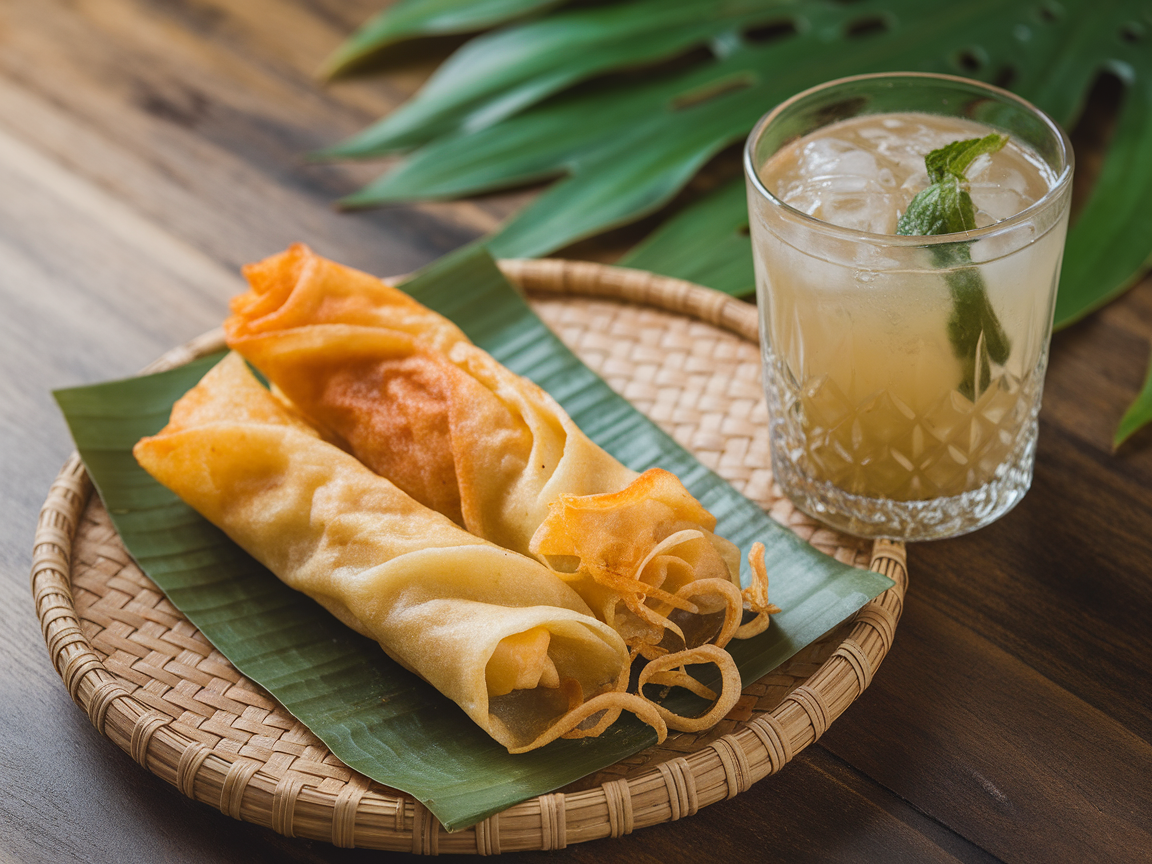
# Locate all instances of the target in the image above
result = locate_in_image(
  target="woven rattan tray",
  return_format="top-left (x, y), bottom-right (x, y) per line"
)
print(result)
top-left (32, 259), bottom-right (907, 854)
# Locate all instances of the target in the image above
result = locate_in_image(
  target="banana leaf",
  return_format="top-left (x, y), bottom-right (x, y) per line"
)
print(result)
top-left (54, 247), bottom-right (892, 832)
top-left (324, 0), bottom-right (1152, 439)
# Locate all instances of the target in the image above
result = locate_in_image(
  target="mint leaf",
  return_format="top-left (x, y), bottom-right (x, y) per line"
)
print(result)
top-left (896, 134), bottom-right (1011, 401)
top-left (895, 176), bottom-right (975, 236)
top-left (898, 134), bottom-right (1007, 236)
top-left (924, 133), bottom-right (1009, 183)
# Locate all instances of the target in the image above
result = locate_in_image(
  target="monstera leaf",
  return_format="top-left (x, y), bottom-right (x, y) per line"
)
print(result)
top-left (320, 0), bottom-right (1152, 443)
top-left (318, 0), bottom-right (569, 79)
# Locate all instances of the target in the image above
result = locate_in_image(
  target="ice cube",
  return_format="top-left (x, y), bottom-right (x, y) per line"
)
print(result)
top-left (799, 138), bottom-right (881, 181)
top-left (967, 153), bottom-right (992, 180)
top-left (969, 185), bottom-right (1028, 224)
top-left (818, 174), bottom-right (874, 194)
top-left (775, 138), bottom-right (900, 231)
top-left (872, 120), bottom-right (946, 171)
top-left (818, 190), bottom-right (898, 233)
top-left (994, 166), bottom-right (1029, 195)
top-left (900, 168), bottom-right (931, 203)
top-left (779, 179), bottom-right (823, 216)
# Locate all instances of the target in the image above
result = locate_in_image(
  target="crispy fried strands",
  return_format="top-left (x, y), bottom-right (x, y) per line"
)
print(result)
top-left (734, 543), bottom-right (783, 640)
top-left (530, 468), bottom-right (745, 650)
top-left (638, 645), bottom-right (743, 733)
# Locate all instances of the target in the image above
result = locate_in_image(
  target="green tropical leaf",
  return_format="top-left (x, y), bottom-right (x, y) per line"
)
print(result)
top-left (338, 72), bottom-right (682, 203)
top-left (1052, 70), bottom-right (1152, 328)
top-left (618, 176), bottom-right (753, 294)
top-left (1115, 354), bottom-right (1152, 448)
top-left (317, 0), bottom-right (800, 158)
top-left (54, 247), bottom-right (892, 832)
top-left (319, 0), bottom-right (568, 79)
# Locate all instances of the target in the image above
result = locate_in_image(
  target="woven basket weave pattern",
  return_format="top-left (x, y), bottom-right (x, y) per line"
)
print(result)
top-left (32, 259), bottom-right (907, 853)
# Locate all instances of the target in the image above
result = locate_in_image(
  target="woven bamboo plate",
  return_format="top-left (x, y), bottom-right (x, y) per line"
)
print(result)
top-left (32, 259), bottom-right (907, 854)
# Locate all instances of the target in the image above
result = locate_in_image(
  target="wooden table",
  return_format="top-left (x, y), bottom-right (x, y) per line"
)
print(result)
top-left (2, 2), bottom-right (1150, 861)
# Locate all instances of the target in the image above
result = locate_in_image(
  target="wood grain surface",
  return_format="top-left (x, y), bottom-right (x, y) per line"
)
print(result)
top-left (1, 2), bottom-right (1150, 862)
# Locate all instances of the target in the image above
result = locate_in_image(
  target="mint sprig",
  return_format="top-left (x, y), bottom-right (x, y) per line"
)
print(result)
top-left (897, 134), bottom-right (1011, 400)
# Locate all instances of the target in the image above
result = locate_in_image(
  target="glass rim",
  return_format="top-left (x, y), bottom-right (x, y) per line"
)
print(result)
top-left (743, 72), bottom-right (1075, 248)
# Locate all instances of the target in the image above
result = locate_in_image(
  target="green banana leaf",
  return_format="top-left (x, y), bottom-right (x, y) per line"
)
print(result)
top-left (323, 0), bottom-right (1152, 439)
top-left (55, 247), bottom-right (892, 832)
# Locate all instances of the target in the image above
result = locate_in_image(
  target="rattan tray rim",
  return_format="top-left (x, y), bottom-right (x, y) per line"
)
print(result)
top-left (31, 258), bottom-right (908, 854)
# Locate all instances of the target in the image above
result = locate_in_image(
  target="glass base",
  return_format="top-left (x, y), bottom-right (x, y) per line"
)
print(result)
top-left (771, 417), bottom-right (1038, 541)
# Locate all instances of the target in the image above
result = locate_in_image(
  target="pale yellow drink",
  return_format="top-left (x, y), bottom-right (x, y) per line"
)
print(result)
top-left (744, 75), bottom-right (1073, 539)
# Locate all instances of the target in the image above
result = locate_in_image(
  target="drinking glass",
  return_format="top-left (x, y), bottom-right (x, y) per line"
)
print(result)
top-left (744, 73), bottom-right (1074, 540)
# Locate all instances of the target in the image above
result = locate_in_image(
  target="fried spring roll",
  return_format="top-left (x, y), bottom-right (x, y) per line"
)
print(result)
top-left (133, 353), bottom-right (667, 753)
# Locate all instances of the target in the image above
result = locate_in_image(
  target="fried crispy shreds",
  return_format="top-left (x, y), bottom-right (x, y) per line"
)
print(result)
top-left (546, 663), bottom-right (667, 750)
top-left (514, 689), bottom-right (669, 752)
top-left (734, 542), bottom-right (782, 640)
top-left (530, 468), bottom-right (746, 649)
top-left (643, 669), bottom-right (717, 702)
top-left (637, 645), bottom-right (742, 733)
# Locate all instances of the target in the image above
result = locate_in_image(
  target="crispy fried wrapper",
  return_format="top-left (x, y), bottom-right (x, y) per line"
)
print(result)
top-left (133, 353), bottom-right (674, 753)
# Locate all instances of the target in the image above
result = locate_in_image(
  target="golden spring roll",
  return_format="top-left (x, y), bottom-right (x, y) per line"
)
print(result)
top-left (224, 246), bottom-right (778, 659)
top-left (133, 353), bottom-right (668, 753)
